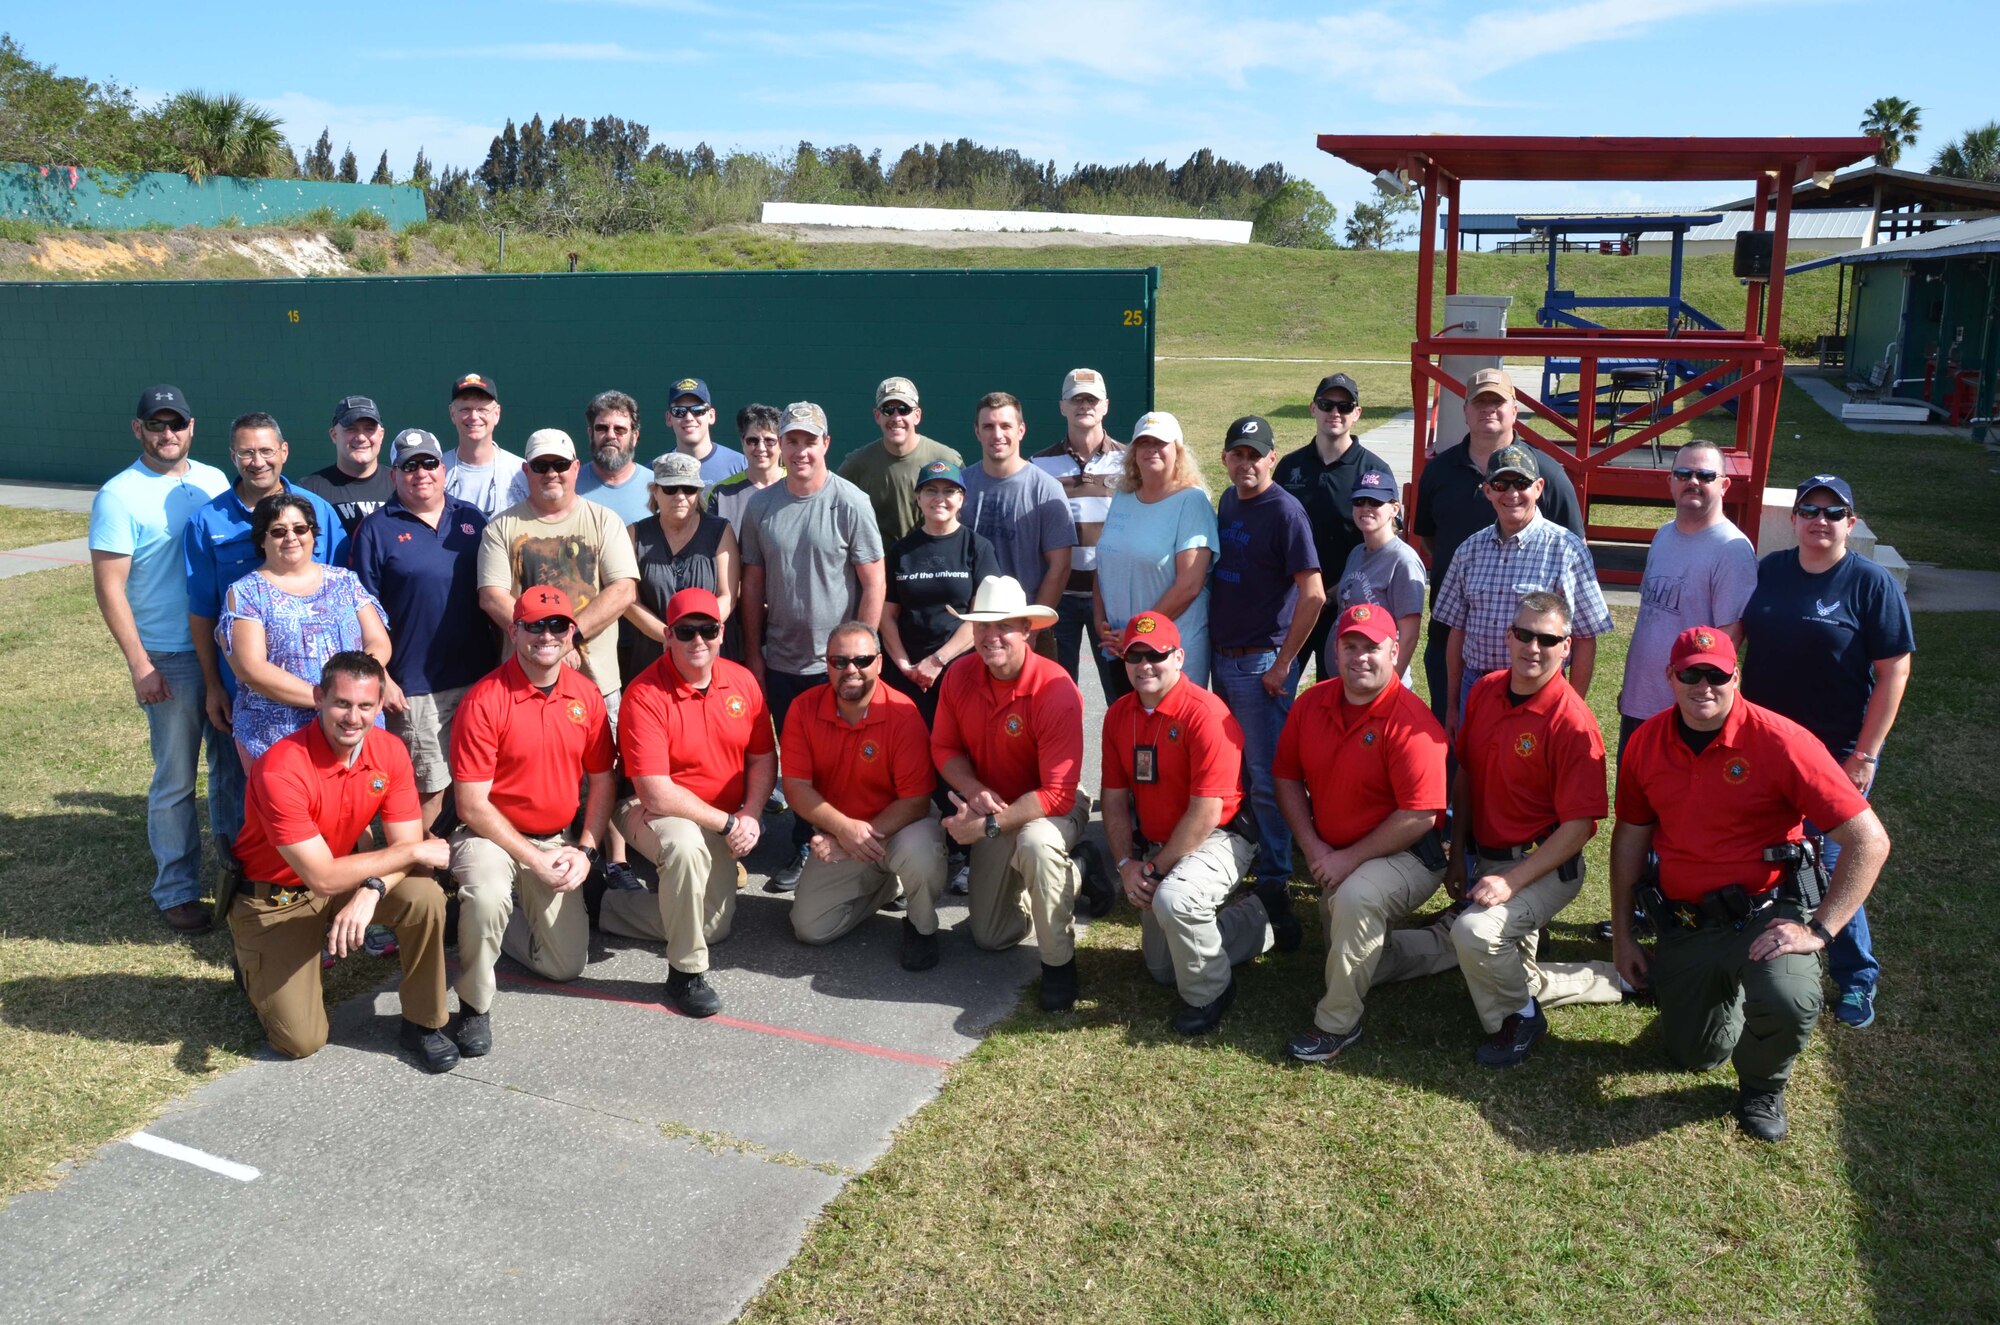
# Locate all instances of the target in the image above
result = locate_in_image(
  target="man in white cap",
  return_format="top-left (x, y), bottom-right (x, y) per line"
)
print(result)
top-left (1030, 368), bottom-right (1126, 689)
top-left (838, 376), bottom-right (964, 545)
top-left (931, 575), bottom-right (1091, 1011)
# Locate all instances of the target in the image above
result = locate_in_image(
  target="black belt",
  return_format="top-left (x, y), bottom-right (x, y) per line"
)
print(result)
top-left (1659, 882), bottom-right (1799, 932)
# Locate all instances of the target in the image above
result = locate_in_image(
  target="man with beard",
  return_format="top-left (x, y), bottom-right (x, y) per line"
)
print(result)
top-left (574, 389), bottom-right (656, 526)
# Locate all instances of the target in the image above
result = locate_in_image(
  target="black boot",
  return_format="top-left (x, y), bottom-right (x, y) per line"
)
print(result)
top-left (1039, 958), bottom-right (1078, 1012)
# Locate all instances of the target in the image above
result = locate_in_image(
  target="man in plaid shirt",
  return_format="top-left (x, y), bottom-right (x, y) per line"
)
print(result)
top-left (1432, 444), bottom-right (1612, 740)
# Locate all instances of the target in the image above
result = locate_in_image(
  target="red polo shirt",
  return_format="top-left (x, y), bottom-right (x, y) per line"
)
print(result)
top-left (451, 657), bottom-right (614, 836)
top-left (780, 681), bottom-right (933, 822)
top-left (1460, 669), bottom-right (1607, 850)
top-left (238, 722), bottom-right (422, 888)
top-left (620, 652), bottom-right (774, 811)
top-left (1273, 676), bottom-right (1447, 850)
top-left (1101, 676), bottom-right (1244, 845)
top-left (1617, 695), bottom-right (1870, 902)
top-left (931, 650), bottom-right (1082, 818)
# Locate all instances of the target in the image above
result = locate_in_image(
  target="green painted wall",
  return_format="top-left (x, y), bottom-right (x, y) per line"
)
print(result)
top-left (0, 267), bottom-right (1158, 485)
top-left (1847, 263), bottom-right (1905, 380)
top-left (0, 164), bottom-right (426, 231)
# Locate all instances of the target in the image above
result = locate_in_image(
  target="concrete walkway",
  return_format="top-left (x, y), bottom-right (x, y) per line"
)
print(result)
top-left (0, 537), bottom-right (88, 580)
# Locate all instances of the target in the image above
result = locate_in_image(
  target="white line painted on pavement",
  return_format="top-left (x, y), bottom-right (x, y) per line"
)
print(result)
top-left (128, 1131), bottom-right (260, 1182)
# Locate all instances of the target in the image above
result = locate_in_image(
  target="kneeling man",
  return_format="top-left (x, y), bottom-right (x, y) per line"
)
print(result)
top-left (783, 621), bottom-right (947, 969)
top-left (229, 651), bottom-right (457, 1071)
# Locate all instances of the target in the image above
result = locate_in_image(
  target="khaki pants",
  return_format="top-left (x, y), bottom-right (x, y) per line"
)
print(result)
top-left (792, 816), bottom-right (947, 945)
top-left (1313, 849), bottom-right (1452, 1035)
top-left (450, 827), bottom-right (591, 1013)
top-left (604, 814), bottom-right (737, 974)
top-left (228, 878), bottom-right (449, 1059)
top-left (966, 794), bottom-right (1091, 964)
top-left (1139, 830), bottom-right (1268, 1005)
top-left (1450, 856), bottom-right (1623, 1033)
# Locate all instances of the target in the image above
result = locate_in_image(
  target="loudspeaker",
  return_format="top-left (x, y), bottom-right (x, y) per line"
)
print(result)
top-left (1734, 230), bottom-right (1774, 280)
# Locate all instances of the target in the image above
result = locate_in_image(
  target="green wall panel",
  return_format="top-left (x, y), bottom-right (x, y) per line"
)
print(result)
top-left (0, 164), bottom-right (426, 231)
top-left (0, 267), bottom-right (1158, 485)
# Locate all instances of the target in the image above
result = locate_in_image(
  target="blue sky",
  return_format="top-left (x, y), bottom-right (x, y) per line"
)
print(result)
top-left (9, 0), bottom-right (1991, 218)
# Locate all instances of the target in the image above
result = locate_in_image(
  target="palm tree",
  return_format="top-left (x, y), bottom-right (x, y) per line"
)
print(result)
top-left (1931, 122), bottom-right (2000, 184)
top-left (149, 91), bottom-right (289, 182)
top-left (1859, 97), bottom-right (1922, 168)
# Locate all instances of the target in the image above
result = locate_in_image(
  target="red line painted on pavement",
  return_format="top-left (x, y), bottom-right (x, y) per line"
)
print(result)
top-left (486, 966), bottom-right (955, 1070)
top-left (3, 549), bottom-right (89, 565)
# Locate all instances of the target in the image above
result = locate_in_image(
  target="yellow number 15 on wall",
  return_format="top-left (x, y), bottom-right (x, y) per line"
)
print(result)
top-left (287, 309), bottom-right (300, 323)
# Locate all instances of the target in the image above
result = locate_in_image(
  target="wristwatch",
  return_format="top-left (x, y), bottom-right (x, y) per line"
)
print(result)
top-left (359, 877), bottom-right (386, 897)
top-left (984, 814), bottom-right (1001, 840)
top-left (581, 845), bottom-right (601, 866)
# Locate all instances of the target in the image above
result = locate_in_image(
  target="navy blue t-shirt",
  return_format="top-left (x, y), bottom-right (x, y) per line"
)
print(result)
top-left (1211, 483), bottom-right (1321, 650)
top-left (349, 496), bottom-right (498, 695)
top-left (1740, 548), bottom-right (1914, 757)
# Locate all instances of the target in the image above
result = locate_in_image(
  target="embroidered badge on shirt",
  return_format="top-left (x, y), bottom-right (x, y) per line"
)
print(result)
top-left (1514, 732), bottom-right (1537, 757)
top-left (565, 699), bottom-right (587, 725)
top-left (369, 775), bottom-right (387, 795)
top-left (1004, 714), bottom-right (1025, 737)
top-left (1724, 758), bottom-right (1750, 784)
top-left (724, 694), bottom-right (747, 718)
top-left (860, 740), bottom-right (880, 762)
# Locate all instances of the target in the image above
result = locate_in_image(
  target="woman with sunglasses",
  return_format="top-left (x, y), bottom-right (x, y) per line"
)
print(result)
top-left (621, 451), bottom-right (738, 680)
top-left (219, 493), bottom-right (391, 768)
top-left (1093, 411), bottom-right (1217, 700)
top-left (881, 460), bottom-right (1000, 727)
top-left (1335, 469), bottom-right (1426, 681)
top-left (1740, 474), bottom-right (1913, 1030)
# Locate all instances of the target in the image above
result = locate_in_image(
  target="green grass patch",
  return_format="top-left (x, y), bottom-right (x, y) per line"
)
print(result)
top-left (0, 509), bottom-right (86, 552)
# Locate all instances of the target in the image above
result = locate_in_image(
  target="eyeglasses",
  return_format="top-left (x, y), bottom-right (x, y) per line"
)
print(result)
top-left (1675, 665), bottom-right (1734, 687)
top-left (520, 617), bottom-right (573, 636)
top-left (266, 523), bottom-right (315, 539)
top-left (141, 418), bottom-right (187, 433)
top-left (1314, 397), bottom-right (1359, 414)
top-left (741, 434), bottom-right (780, 449)
top-left (669, 404), bottom-right (709, 419)
top-left (827, 653), bottom-right (879, 671)
top-left (1671, 466), bottom-right (1721, 484)
top-left (1509, 626), bottom-right (1566, 648)
top-left (918, 484), bottom-right (962, 498)
top-left (878, 402), bottom-right (914, 417)
top-left (671, 622), bottom-right (721, 642)
top-left (1795, 503), bottom-right (1850, 522)
top-left (1123, 647), bottom-right (1172, 664)
top-left (1486, 476), bottom-right (1535, 492)
top-left (396, 456), bottom-right (441, 472)
top-left (528, 457), bottom-right (574, 475)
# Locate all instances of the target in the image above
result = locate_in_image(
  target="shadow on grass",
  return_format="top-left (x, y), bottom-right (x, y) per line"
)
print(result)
top-left (0, 972), bottom-right (262, 1075)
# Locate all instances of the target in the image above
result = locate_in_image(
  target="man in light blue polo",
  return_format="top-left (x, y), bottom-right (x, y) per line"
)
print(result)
top-left (89, 385), bottom-right (233, 931)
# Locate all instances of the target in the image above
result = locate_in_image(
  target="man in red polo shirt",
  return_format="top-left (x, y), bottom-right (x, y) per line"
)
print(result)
top-left (448, 586), bottom-right (615, 1057)
top-left (1612, 626), bottom-right (1889, 1141)
top-left (1274, 604), bottom-right (1453, 1064)
top-left (1100, 611), bottom-right (1271, 1036)
top-left (1445, 591), bottom-right (1622, 1069)
top-left (783, 621), bottom-right (946, 969)
top-left (228, 651), bottom-right (457, 1071)
top-left (614, 587), bottom-right (776, 1017)
top-left (932, 575), bottom-right (1091, 1011)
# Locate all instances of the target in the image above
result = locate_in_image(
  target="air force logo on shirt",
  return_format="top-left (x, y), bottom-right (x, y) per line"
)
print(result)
top-left (1814, 599), bottom-right (1841, 617)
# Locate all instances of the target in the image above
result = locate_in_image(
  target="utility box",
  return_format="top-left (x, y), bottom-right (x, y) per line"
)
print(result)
top-left (1435, 293), bottom-right (1513, 442)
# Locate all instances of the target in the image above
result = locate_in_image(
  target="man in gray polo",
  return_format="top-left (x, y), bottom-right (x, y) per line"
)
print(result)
top-left (961, 391), bottom-right (1075, 659)
top-left (838, 376), bottom-right (964, 545)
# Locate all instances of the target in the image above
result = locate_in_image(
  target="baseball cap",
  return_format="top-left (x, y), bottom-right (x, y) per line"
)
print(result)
top-left (390, 428), bottom-right (443, 465)
top-left (514, 585), bottom-right (575, 625)
top-left (1794, 473), bottom-right (1855, 507)
top-left (1350, 468), bottom-right (1400, 502)
top-left (1465, 367), bottom-right (1515, 402)
top-left (1485, 444), bottom-right (1541, 482)
top-left (1314, 372), bottom-right (1360, 404)
top-left (331, 394), bottom-right (382, 428)
top-left (1130, 411), bottom-right (1184, 447)
top-left (875, 376), bottom-right (920, 409)
top-left (1333, 603), bottom-right (1395, 645)
top-left (913, 459), bottom-right (965, 492)
top-left (779, 401), bottom-right (829, 438)
top-left (136, 384), bottom-right (192, 421)
top-left (1222, 415), bottom-right (1276, 456)
top-left (1669, 625), bottom-right (1738, 674)
top-left (1061, 368), bottom-right (1107, 401)
top-left (650, 451), bottom-right (703, 488)
top-left (524, 428), bottom-right (577, 462)
top-left (666, 586), bottom-right (722, 626)
top-left (1119, 611), bottom-right (1182, 655)
top-left (668, 377), bottom-right (712, 406)
top-left (450, 371), bottom-right (498, 401)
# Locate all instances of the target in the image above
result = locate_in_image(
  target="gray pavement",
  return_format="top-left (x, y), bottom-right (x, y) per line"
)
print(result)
top-left (0, 479), bottom-right (95, 512)
top-left (0, 536), bottom-right (88, 580)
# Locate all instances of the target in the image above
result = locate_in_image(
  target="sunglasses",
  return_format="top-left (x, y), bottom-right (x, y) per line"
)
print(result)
top-left (1510, 626), bottom-right (1566, 648)
top-left (1795, 503), bottom-right (1851, 522)
top-left (671, 622), bottom-right (721, 642)
top-left (529, 457), bottom-right (574, 474)
top-left (669, 404), bottom-right (709, 419)
top-left (266, 523), bottom-right (315, 539)
top-left (878, 402), bottom-right (915, 417)
top-left (1314, 397), bottom-right (1359, 414)
top-left (827, 653), bottom-right (880, 671)
top-left (659, 486), bottom-right (702, 497)
top-left (1671, 466), bottom-right (1720, 484)
top-left (1124, 647), bottom-right (1173, 664)
top-left (1351, 497), bottom-right (1390, 509)
top-left (741, 434), bottom-right (780, 449)
top-left (141, 417), bottom-right (187, 433)
top-left (1486, 476), bottom-right (1535, 492)
top-left (397, 456), bottom-right (441, 472)
top-left (1675, 665), bottom-right (1734, 687)
top-left (520, 617), bottom-right (573, 636)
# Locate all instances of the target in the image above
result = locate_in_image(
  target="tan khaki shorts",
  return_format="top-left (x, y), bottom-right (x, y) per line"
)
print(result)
top-left (389, 684), bottom-right (469, 795)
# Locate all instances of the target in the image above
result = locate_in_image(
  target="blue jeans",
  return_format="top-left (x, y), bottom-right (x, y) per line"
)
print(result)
top-left (141, 650), bottom-right (243, 910)
top-left (1211, 650), bottom-right (1303, 890)
top-left (1054, 592), bottom-right (1124, 701)
top-left (1805, 816), bottom-right (1879, 995)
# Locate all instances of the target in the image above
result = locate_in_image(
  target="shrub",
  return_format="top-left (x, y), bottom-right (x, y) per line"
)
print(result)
top-left (344, 207), bottom-right (388, 231)
top-left (352, 248), bottom-right (387, 272)
top-left (327, 226), bottom-right (357, 253)
top-left (0, 218), bottom-right (41, 244)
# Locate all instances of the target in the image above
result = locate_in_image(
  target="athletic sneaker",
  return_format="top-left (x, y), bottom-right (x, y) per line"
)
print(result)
top-left (1833, 988), bottom-right (1877, 1029)
top-left (1284, 1024), bottom-right (1363, 1064)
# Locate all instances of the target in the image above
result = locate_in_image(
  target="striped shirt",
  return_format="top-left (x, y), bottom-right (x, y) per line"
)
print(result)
top-left (1432, 514), bottom-right (1613, 672)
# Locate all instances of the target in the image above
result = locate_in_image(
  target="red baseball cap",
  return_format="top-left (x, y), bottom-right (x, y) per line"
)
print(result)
top-left (1669, 625), bottom-right (1737, 673)
top-left (1333, 603), bottom-right (1394, 645)
top-left (665, 586), bottom-right (722, 626)
top-left (1120, 611), bottom-right (1182, 654)
top-left (514, 585), bottom-right (575, 625)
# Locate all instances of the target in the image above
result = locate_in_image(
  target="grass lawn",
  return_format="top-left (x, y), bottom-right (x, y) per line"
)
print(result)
top-left (0, 509), bottom-right (87, 552)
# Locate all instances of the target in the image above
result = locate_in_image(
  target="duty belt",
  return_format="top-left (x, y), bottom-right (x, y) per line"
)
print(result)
top-left (1658, 882), bottom-right (1799, 932)
top-left (245, 880), bottom-right (312, 907)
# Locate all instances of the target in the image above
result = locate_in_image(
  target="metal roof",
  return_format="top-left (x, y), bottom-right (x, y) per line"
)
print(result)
top-left (1446, 211), bottom-right (1722, 234)
top-left (1317, 135), bottom-right (1877, 182)
top-left (1787, 214), bottom-right (2000, 273)
top-left (1638, 210), bottom-right (1872, 244)
top-left (1714, 164), bottom-right (2000, 213)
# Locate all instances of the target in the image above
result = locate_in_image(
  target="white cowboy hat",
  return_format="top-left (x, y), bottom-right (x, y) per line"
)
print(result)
top-left (949, 575), bottom-right (1059, 627)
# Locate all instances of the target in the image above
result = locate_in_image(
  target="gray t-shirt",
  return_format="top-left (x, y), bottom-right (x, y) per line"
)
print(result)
top-left (740, 474), bottom-right (884, 675)
top-left (960, 462), bottom-right (1077, 593)
top-left (1337, 538), bottom-right (1428, 620)
top-left (1620, 519), bottom-right (1758, 720)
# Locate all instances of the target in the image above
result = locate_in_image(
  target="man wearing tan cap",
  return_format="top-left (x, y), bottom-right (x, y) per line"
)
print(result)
top-left (1031, 368), bottom-right (1126, 690)
top-left (838, 376), bottom-right (964, 545)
